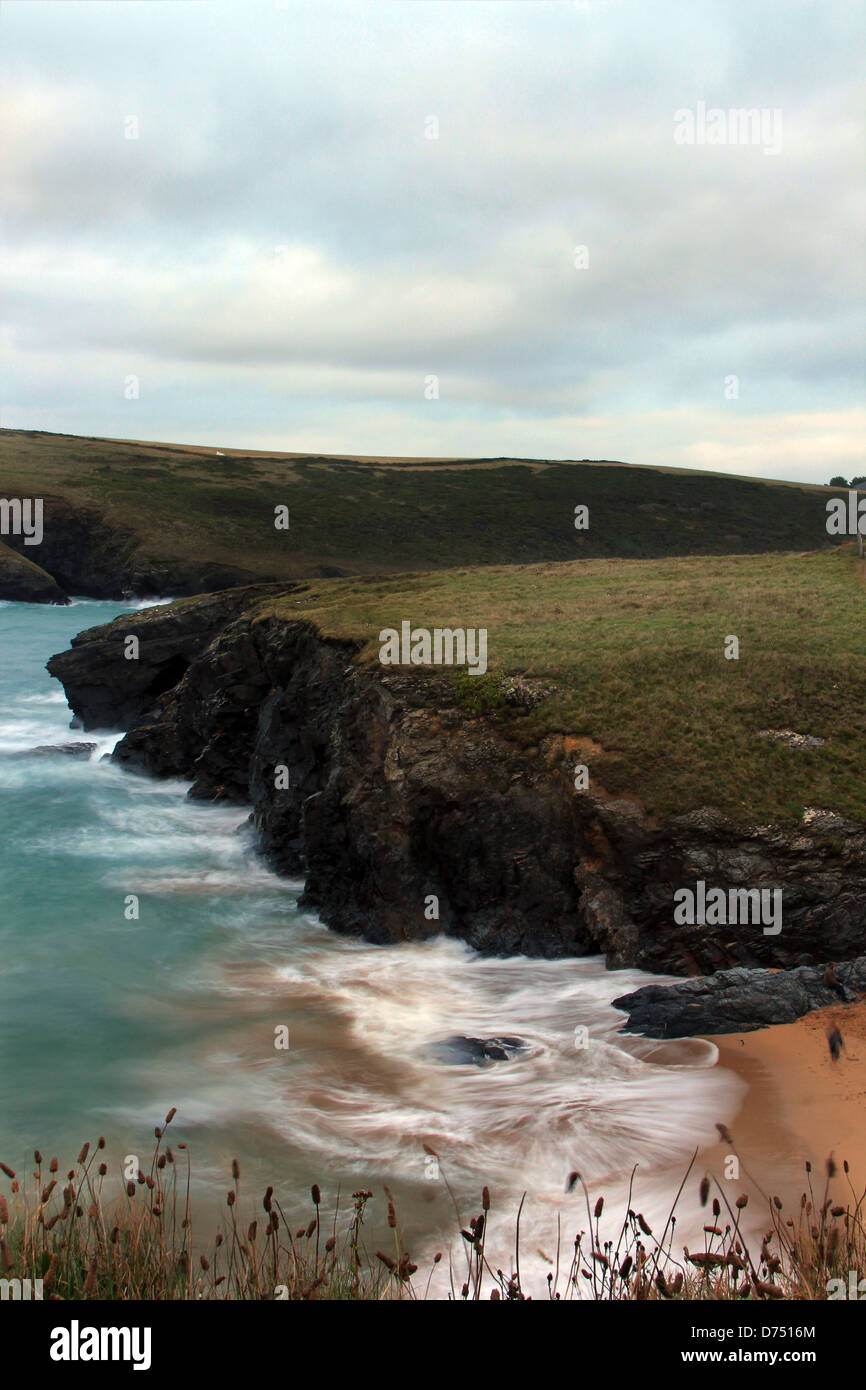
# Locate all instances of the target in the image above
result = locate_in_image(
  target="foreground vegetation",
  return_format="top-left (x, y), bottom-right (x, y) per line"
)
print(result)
top-left (0, 427), bottom-right (848, 581)
top-left (255, 546), bottom-right (866, 823)
top-left (1, 1112), bottom-right (861, 1301)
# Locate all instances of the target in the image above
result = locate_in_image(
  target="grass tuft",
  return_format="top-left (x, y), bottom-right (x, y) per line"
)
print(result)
top-left (1, 1112), bottom-right (863, 1300)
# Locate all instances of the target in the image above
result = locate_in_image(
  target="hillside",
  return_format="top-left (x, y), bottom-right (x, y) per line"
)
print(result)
top-left (255, 546), bottom-right (866, 824)
top-left (0, 427), bottom-right (852, 600)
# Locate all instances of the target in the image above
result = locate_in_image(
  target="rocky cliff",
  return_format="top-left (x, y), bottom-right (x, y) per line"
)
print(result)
top-left (0, 540), bottom-right (69, 604)
top-left (46, 589), bottom-right (866, 991)
top-left (0, 495), bottom-right (272, 602)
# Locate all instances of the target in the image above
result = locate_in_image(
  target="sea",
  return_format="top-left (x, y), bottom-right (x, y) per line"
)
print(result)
top-left (0, 597), bottom-right (748, 1294)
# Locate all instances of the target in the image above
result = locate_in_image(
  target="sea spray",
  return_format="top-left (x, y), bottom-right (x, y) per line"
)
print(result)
top-left (0, 598), bottom-right (762, 1296)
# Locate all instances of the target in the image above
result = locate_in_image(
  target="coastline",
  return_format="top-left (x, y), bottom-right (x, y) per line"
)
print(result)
top-left (16, 592), bottom-right (866, 1265)
top-left (701, 999), bottom-right (866, 1198)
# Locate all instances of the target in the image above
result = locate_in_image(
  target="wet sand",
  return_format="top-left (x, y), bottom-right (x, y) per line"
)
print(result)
top-left (701, 999), bottom-right (866, 1203)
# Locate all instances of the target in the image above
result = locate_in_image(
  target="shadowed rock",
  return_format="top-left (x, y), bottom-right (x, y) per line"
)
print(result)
top-left (46, 584), bottom-right (291, 731)
top-left (0, 541), bottom-right (68, 604)
top-left (613, 955), bottom-right (866, 1037)
top-left (0, 494), bottom-right (277, 603)
top-left (429, 1035), bottom-right (529, 1066)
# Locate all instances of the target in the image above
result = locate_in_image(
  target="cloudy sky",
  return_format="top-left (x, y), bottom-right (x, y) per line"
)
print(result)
top-left (2, 0), bottom-right (863, 481)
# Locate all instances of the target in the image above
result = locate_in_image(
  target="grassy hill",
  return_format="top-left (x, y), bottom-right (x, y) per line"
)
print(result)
top-left (253, 547), bottom-right (866, 824)
top-left (0, 427), bottom-right (849, 581)
top-left (5, 428), bottom-right (861, 822)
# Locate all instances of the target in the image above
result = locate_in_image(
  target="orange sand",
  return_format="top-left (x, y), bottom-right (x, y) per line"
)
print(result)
top-left (707, 999), bottom-right (866, 1196)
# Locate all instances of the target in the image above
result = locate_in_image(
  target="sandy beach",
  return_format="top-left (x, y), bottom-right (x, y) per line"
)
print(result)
top-left (703, 999), bottom-right (866, 1201)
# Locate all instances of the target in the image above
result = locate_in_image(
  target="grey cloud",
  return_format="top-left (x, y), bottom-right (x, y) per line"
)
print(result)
top-left (1, 0), bottom-right (863, 476)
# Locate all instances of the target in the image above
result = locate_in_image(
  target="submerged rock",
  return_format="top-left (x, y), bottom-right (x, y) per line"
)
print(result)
top-left (429, 1035), bottom-right (529, 1066)
top-left (30, 742), bottom-right (97, 758)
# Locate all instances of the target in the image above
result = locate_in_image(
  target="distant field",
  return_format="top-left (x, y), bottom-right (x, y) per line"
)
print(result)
top-left (0, 428), bottom-right (847, 579)
top-left (4, 429), bottom-right (861, 822)
top-left (256, 548), bottom-right (866, 824)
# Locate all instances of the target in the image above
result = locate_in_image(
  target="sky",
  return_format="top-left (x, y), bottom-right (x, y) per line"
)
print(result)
top-left (1, 0), bottom-right (864, 481)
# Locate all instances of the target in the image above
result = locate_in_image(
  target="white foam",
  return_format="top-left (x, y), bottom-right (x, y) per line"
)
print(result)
top-left (0, 598), bottom-right (754, 1298)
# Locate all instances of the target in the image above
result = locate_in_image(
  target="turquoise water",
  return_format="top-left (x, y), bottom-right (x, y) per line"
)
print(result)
top-left (0, 599), bottom-right (306, 1175)
top-left (0, 599), bottom-right (748, 1285)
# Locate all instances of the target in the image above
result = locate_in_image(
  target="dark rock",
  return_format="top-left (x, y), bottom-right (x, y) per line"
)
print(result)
top-left (45, 590), bottom-right (866, 972)
top-left (126, 560), bottom-right (281, 599)
top-left (30, 742), bottom-right (97, 758)
top-left (46, 584), bottom-right (291, 731)
top-left (0, 541), bottom-right (68, 604)
top-left (0, 493), bottom-right (284, 603)
top-left (0, 495), bottom-right (137, 599)
top-left (429, 1035), bottom-right (528, 1066)
top-left (613, 956), bottom-right (866, 1037)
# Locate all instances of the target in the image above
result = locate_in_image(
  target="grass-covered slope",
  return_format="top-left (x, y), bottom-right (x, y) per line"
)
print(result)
top-left (0, 427), bottom-right (849, 581)
top-left (254, 547), bottom-right (866, 824)
top-left (4, 429), bottom-right (860, 822)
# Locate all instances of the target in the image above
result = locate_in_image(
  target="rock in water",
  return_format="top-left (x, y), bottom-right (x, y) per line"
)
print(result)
top-left (30, 742), bottom-right (98, 758)
top-left (429, 1034), bottom-right (528, 1066)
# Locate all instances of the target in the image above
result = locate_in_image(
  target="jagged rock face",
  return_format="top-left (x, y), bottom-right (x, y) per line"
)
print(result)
top-left (46, 592), bottom-right (866, 971)
top-left (45, 584), bottom-right (291, 729)
top-left (2, 496), bottom-right (138, 599)
top-left (0, 541), bottom-right (68, 604)
top-left (583, 804), bottom-right (866, 974)
top-left (613, 956), bottom-right (866, 1037)
top-left (96, 614), bottom-right (597, 955)
top-left (0, 496), bottom-right (275, 602)
top-left (298, 682), bottom-right (597, 956)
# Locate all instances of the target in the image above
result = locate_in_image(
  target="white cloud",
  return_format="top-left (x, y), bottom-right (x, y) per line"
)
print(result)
top-left (1, 0), bottom-right (863, 481)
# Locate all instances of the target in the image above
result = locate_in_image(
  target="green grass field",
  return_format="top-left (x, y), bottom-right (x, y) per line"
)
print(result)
top-left (255, 547), bottom-right (866, 824)
top-left (0, 427), bottom-right (848, 579)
